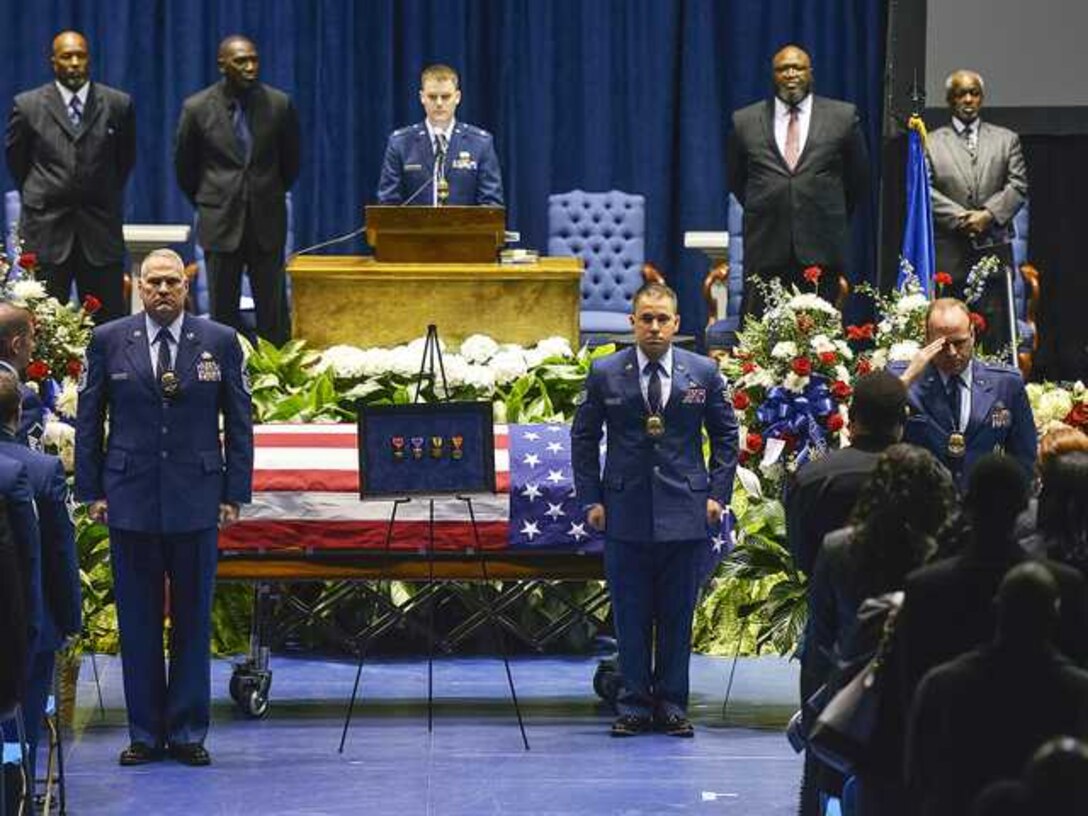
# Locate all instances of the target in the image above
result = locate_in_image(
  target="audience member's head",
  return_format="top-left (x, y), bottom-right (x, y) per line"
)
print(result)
top-left (971, 780), bottom-right (1029, 816)
top-left (0, 373), bottom-right (21, 431)
top-left (1024, 736), bottom-right (1088, 813)
top-left (1036, 451), bottom-right (1088, 570)
top-left (994, 561), bottom-right (1060, 648)
top-left (850, 443), bottom-right (955, 590)
top-left (1038, 426), bottom-right (1088, 468)
top-left (848, 370), bottom-right (907, 446)
top-left (964, 454), bottom-right (1031, 548)
top-left (0, 302), bottom-right (35, 372)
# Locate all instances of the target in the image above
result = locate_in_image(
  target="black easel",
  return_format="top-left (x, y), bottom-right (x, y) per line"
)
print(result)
top-left (339, 325), bottom-right (529, 751)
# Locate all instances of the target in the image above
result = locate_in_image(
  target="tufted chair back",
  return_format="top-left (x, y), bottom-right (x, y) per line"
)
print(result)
top-left (1010, 201), bottom-right (1031, 348)
top-left (703, 195), bottom-right (746, 350)
top-left (548, 190), bottom-right (649, 334)
top-left (4, 191), bottom-right (20, 262)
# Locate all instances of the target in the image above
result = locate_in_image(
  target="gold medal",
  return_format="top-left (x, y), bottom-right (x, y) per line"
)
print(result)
top-left (160, 371), bottom-right (179, 399)
top-left (948, 431), bottom-right (966, 457)
top-left (645, 415), bottom-right (665, 438)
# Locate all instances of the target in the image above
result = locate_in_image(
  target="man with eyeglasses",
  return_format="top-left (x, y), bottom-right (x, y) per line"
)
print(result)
top-left (891, 297), bottom-right (1035, 489)
top-left (75, 249), bottom-right (253, 768)
top-left (571, 282), bottom-right (738, 738)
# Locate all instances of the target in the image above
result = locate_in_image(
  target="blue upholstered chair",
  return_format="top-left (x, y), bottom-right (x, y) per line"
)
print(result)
top-left (547, 190), bottom-right (663, 342)
top-left (1010, 201), bottom-right (1040, 377)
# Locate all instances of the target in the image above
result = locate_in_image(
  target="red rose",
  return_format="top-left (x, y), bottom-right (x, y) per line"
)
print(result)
top-left (831, 380), bottom-right (852, 400)
top-left (66, 358), bottom-right (83, 379)
top-left (82, 294), bottom-right (102, 314)
top-left (826, 413), bottom-right (845, 433)
top-left (732, 391), bottom-right (751, 410)
top-left (846, 323), bottom-right (876, 341)
top-left (803, 265), bottom-right (823, 284)
top-left (25, 360), bottom-right (50, 381)
top-left (791, 357), bottom-right (812, 376)
top-left (818, 351), bottom-right (837, 365)
top-left (934, 271), bottom-right (953, 287)
top-left (18, 251), bottom-right (37, 271)
top-left (740, 361), bottom-right (758, 375)
top-left (746, 432), bottom-right (764, 454)
top-left (856, 357), bottom-right (873, 375)
top-left (738, 450), bottom-right (750, 466)
top-left (969, 312), bottom-right (987, 333)
top-left (1064, 403), bottom-right (1088, 429)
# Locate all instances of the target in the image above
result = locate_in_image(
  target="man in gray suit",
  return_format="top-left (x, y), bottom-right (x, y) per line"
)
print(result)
top-left (175, 35), bottom-right (300, 346)
top-left (928, 70), bottom-right (1028, 353)
top-left (6, 31), bottom-right (136, 322)
top-left (728, 45), bottom-right (869, 319)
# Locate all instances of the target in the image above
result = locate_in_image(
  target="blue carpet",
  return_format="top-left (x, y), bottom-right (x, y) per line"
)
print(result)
top-left (57, 654), bottom-right (803, 815)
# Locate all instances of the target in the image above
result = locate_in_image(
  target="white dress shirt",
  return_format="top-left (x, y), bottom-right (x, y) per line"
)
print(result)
top-left (774, 94), bottom-right (812, 163)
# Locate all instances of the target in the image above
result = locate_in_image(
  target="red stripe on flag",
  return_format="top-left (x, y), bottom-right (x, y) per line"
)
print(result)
top-left (255, 433), bottom-right (358, 448)
top-left (220, 519), bottom-right (510, 551)
top-left (253, 470), bottom-right (359, 492)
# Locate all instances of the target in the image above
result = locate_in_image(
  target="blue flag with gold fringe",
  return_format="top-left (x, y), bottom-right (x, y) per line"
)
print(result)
top-left (898, 116), bottom-right (936, 296)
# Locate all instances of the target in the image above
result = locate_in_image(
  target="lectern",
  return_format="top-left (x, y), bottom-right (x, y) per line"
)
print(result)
top-left (365, 206), bottom-right (505, 263)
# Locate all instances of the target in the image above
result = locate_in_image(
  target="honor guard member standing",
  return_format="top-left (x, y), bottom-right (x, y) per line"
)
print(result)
top-left (571, 283), bottom-right (739, 738)
top-left (175, 35), bottom-right (300, 346)
top-left (0, 302), bottom-right (46, 446)
top-left (0, 372), bottom-right (80, 787)
top-left (377, 63), bottom-right (504, 206)
top-left (891, 297), bottom-right (1036, 490)
top-left (75, 249), bottom-right (253, 767)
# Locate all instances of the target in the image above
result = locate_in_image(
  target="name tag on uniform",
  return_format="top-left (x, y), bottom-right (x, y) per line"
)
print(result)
top-left (110, 372), bottom-right (129, 381)
top-left (404, 163), bottom-right (423, 172)
top-left (682, 386), bottom-right (706, 404)
top-left (604, 397), bottom-right (623, 406)
top-left (197, 352), bottom-right (221, 382)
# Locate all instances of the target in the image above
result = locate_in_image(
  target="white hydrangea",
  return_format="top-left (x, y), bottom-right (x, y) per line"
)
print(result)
top-left (461, 364), bottom-right (496, 391)
top-left (317, 345), bottom-right (371, 378)
top-left (524, 336), bottom-right (574, 367)
top-left (787, 293), bottom-right (839, 315)
top-left (888, 340), bottom-right (921, 362)
top-left (459, 334), bottom-right (500, 364)
top-left (1034, 389), bottom-right (1075, 426)
top-left (385, 345), bottom-right (425, 378)
top-left (42, 419), bottom-right (75, 471)
top-left (489, 349), bottom-right (529, 385)
top-left (10, 279), bottom-right (46, 301)
top-left (771, 341), bottom-right (798, 359)
top-left (895, 293), bottom-right (929, 314)
top-left (53, 378), bottom-right (79, 419)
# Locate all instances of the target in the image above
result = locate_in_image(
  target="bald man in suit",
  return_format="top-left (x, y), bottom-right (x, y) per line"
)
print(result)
top-left (927, 69), bottom-right (1027, 352)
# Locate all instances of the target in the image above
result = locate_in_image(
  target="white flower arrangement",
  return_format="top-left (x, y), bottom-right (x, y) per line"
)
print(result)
top-left (771, 341), bottom-right (798, 359)
top-left (459, 334), bottom-right (500, 364)
top-left (888, 340), bottom-right (922, 362)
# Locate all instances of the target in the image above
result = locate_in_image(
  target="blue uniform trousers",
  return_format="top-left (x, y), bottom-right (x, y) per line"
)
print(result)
top-left (109, 527), bottom-right (218, 748)
top-left (604, 537), bottom-right (702, 719)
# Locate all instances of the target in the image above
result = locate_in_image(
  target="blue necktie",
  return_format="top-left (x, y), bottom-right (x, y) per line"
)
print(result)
top-left (947, 375), bottom-right (963, 430)
top-left (231, 99), bottom-right (252, 162)
top-left (156, 329), bottom-right (174, 376)
top-left (645, 362), bottom-right (663, 414)
top-left (68, 95), bottom-right (83, 128)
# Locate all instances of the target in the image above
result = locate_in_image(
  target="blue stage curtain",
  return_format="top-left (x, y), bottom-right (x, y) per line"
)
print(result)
top-left (0, 0), bottom-right (885, 337)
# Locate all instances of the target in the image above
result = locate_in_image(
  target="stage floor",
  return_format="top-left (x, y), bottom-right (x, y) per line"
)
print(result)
top-left (61, 653), bottom-right (803, 815)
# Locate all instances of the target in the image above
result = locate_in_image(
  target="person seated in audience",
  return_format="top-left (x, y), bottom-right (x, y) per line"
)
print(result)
top-left (906, 562), bottom-right (1088, 816)
top-left (1030, 450), bottom-right (1088, 575)
top-left (1022, 736), bottom-right (1088, 813)
top-left (1017, 426), bottom-right (1088, 550)
top-left (899, 454), bottom-right (1088, 705)
top-left (803, 443), bottom-right (954, 816)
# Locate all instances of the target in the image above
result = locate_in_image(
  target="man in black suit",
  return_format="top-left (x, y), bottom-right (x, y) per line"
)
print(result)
top-left (786, 370), bottom-right (908, 577)
top-left (906, 562), bottom-right (1088, 816)
top-left (5, 30), bottom-right (136, 322)
top-left (175, 35), bottom-right (300, 346)
top-left (727, 44), bottom-right (869, 318)
top-left (899, 455), bottom-right (1088, 705)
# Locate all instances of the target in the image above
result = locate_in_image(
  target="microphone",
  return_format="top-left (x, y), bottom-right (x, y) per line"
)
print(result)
top-left (287, 224), bottom-right (368, 261)
top-left (400, 174), bottom-right (434, 206)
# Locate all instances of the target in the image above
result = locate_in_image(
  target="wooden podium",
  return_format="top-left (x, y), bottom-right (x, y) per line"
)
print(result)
top-left (289, 206), bottom-right (582, 348)
top-left (365, 205), bottom-right (506, 263)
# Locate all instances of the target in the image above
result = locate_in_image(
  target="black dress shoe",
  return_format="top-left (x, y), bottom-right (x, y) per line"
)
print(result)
top-left (169, 742), bottom-right (212, 766)
top-left (610, 714), bottom-right (653, 737)
top-left (119, 742), bottom-right (163, 766)
top-left (659, 712), bottom-right (695, 737)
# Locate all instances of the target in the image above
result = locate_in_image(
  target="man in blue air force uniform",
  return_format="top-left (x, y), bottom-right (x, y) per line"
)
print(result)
top-left (75, 249), bottom-right (253, 767)
top-left (377, 63), bottom-right (504, 206)
top-left (890, 297), bottom-right (1035, 490)
top-left (571, 283), bottom-right (739, 738)
top-left (0, 372), bottom-right (79, 786)
top-left (0, 302), bottom-right (46, 447)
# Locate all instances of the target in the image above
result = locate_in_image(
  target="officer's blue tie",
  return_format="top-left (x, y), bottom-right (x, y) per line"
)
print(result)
top-left (231, 99), bottom-right (252, 162)
top-left (646, 362), bottom-right (663, 415)
top-left (947, 374), bottom-right (963, 430)
top-left (155, 329), bottom-right (173, 376)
